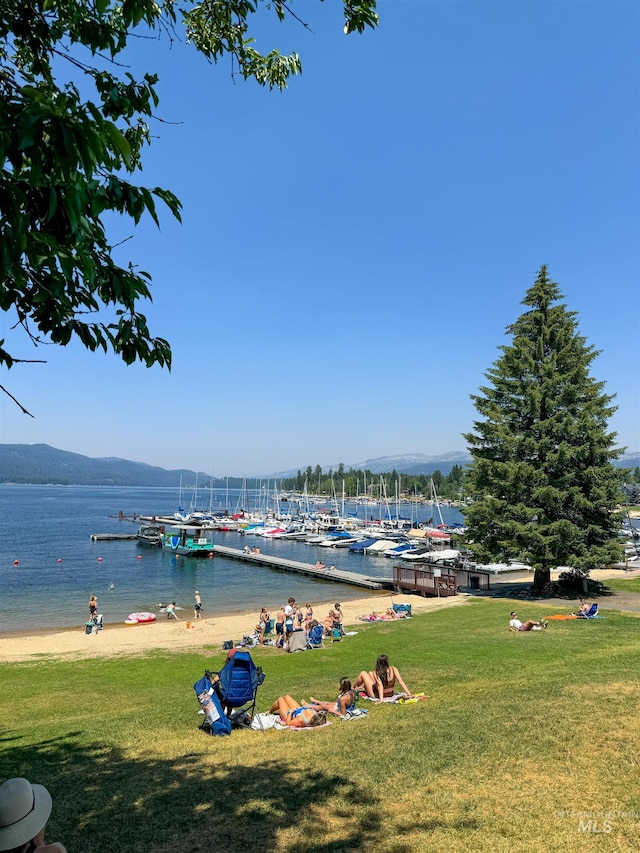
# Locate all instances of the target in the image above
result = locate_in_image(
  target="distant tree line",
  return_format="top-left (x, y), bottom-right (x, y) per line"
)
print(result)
top-left (280, 464), bottom-right (468, 501)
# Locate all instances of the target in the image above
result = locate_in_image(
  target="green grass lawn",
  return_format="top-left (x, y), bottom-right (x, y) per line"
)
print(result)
top-left (604, 576), bottom-right (640, 594)
top-left (3, 598), bottom-right (640, 853)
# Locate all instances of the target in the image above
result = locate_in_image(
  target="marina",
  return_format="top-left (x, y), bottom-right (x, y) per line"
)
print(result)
top-left (3, 484), bottom-right (637, 635)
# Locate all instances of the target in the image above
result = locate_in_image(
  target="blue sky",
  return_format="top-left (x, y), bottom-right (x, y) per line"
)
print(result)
top-left (1, 0), bottom-right (638, 476)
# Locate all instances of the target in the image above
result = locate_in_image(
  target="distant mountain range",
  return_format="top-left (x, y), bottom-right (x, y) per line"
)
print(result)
top-left (0, 444), bottom-right (638, 486)
top-left (0, 444), bottom-right (213, 487)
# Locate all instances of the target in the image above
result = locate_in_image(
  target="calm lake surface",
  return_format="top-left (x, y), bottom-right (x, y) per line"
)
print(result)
top-left (1, 485), bottom-right (464, 633)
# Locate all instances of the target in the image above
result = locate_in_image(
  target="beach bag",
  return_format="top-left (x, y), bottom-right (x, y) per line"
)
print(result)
top-left (222, 640), bottom-right (234, 650)
top-left (194, 677), bottom-right (231, 736)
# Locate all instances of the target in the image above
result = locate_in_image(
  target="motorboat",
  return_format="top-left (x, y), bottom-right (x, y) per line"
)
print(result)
top-left (136, 524), bottom-right (163, 547)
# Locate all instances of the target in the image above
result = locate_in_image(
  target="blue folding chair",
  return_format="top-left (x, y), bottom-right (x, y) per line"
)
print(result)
top-left (577, 603), bottom-right (602, 619)
top-left (307, 624), bottom-right (325, 649)
top-left (211, 651), bottom-right (266, 727)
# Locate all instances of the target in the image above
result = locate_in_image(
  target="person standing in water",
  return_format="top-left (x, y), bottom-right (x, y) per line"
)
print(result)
top-left (194, 591), bottom-right (203, 619)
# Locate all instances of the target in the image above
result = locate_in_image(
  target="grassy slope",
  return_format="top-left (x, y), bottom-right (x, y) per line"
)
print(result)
top-left (3, 598), bottom-right (640, 853)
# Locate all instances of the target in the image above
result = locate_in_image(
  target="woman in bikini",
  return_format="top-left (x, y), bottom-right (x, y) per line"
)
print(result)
top-left (267, 695), bottom-right (325, 728)
top-left (353, 654), bottom-right (413, 701)
top-left (256, 607), bottom-right (271, 644)
top-left (306, 677), bottom-right (357, 716)
top-left (88, 595), bottom-right (98, 620)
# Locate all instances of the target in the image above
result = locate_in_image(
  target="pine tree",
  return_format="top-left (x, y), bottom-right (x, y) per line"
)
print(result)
top-left (463, 266), bottom-right (623, 590)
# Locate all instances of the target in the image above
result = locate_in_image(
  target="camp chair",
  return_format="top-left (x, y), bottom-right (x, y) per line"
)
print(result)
top-left (392, 603), bottom-right (412, 617)
top-left (262, 618), bottom-right (274, 639)
top-left (209, 651), bottom-right (266, 727)
top-left (577, 603), bottom-right (601, 619)
top-left (307, 624), bottom-right (325, 649)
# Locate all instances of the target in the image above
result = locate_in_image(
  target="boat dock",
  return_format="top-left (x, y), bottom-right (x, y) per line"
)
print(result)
top-left (90, 533), bottom-right (138, 541)
top-left (212, 544), bottom-right (387, 590)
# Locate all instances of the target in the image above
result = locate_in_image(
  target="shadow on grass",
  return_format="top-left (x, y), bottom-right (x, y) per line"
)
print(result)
top-left (2, 732), bottom-right (382, 853)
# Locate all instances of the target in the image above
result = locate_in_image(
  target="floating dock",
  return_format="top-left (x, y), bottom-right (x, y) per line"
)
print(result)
top-left (212, 544), bottom-right (386, 590)
top-left (90, 533), bottom-right (138, 541)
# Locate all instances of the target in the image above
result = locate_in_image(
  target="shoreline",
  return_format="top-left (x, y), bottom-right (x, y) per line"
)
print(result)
top-left (0, 593), bottom-right (470, 663)
top-left (3, 566), bottom-right (638, 664)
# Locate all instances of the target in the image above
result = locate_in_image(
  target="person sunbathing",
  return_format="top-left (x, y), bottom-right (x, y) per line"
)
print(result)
top-left (509, 611), bottom-right (548, 631)
top-left (267, 695), bottom-right (326, 728)
top-left (305, 677), bottom-right (357, 717)
top-left (571, 600), bottom-right (591, 616)
top-left (323, 609), bottom-right (339, 632)
top-left (353, 654), bottom-right (413, 700)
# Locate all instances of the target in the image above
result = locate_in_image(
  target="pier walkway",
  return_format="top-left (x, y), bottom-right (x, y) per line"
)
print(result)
top-left (90, 533), bottom-right (137, 541)
top-left (212, 544), bottom-right (386, 590)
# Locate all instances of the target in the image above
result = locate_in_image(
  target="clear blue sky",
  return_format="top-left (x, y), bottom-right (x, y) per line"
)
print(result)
top-left (1, 0), bottom-right (638, 476)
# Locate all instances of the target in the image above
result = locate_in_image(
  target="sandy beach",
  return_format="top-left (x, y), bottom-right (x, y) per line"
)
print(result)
top-left (0, 593), bottom-right (470, 664)
top-left (3, 565), bottom-right (638, 664)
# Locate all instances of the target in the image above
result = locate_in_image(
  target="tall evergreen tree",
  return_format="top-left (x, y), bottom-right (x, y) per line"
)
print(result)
top-left (463, 266), bottom-right (623, 590)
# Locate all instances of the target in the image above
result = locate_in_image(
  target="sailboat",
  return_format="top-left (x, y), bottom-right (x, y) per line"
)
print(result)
top-left (174, 475), bottom-right (194, 523)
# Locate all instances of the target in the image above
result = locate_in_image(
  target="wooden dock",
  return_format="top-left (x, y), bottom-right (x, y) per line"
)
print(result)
top-left (212, 545), bottom-right (386, 590)
top-left (90, 533), bottom-right (138, 541)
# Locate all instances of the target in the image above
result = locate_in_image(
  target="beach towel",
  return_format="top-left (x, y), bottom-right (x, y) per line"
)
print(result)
top-left (358, 692), bottom-right (409, 703)
top-left (280, 720), bottom-right (333, 731)
top-left (544, 614), bottom-right (577, 621)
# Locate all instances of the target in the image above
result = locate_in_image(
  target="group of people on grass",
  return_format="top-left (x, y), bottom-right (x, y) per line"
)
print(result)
top-left (267, 654), bottom-right (415, 728)
top-left (254, 597), bottom-right (313, 647)
top-left (253, 600), bottom-right (347, 647)
top-left (508, 602), bottom-right (592, 631)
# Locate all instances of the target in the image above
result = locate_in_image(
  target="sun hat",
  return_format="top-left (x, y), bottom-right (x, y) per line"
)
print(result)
top-left (0, 778), bottom-right (52, 851)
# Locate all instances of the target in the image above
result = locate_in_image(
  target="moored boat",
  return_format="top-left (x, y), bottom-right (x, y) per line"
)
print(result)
top-left (136, 524), bottom-right (163, 547)
top-left (160, 525), bottom-right (214, 557)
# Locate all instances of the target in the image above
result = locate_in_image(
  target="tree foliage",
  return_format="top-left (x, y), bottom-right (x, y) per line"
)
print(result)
top-left (280, 464), bottom-right (468, 502)
top-left (0, 0), bottom-right (378, 407)
top-left (463, 266), bottom-right (623, 586)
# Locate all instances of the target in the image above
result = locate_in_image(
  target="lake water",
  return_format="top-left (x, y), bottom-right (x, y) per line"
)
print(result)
top-left (0, 485), bottom-right (464, 633)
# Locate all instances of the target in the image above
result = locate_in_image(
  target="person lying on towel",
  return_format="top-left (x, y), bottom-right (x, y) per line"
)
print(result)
top-left (267, 695), bottom-right (327, 728)
top-left (304, 677), bottom-right (357, 717)
top-left (509, 611), bottom-right (548, 631)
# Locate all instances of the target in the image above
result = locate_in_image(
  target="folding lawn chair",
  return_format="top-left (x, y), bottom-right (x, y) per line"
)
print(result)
top-left (209, 650), bottom-right (266, 728)
top-left (307, 623), bottom-right (325, 649)
top-left (577, 603), bottom-right (602, 619)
